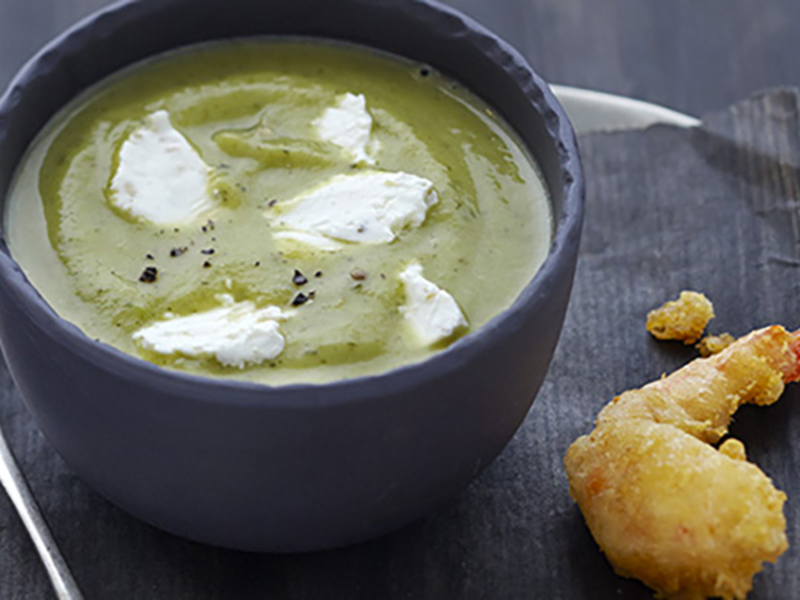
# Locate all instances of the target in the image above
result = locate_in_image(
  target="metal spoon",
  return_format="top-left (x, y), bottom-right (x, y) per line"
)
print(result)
top-left (0, 423), bottom-right (84, 599)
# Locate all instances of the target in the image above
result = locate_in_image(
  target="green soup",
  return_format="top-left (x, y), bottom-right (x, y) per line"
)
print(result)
top-left (5, 39), bottom-right (552, 385)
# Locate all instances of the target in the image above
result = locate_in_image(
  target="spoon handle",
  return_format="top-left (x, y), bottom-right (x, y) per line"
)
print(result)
top-left (0, 425), bottom-right (84, 600)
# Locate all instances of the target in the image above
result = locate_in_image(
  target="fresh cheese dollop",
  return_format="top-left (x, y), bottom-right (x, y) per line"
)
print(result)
top-left (110, 110), bottom-right (214, 225)
top-left (276, 170), bottom-right (438, 246)
top-left (313, 93), bottom-right (377, 165)
top-left (133, 295), bottom-right (286, 368)
top-left (399, 264), bottom-right (467, 346)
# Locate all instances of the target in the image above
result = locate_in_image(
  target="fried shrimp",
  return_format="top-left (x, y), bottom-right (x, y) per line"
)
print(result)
top-left (646, 291), bottom-right (714, 344)
top-left (564, 326), bottom-right (800, 600)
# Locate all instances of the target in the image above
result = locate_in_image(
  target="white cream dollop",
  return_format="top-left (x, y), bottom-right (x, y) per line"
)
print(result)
top-left (313, 93), bottom-right (377, 165)
top-left (133, 295), bottom-right (287, 368)
top-left (399, 264), bottom-right (467, 346)
top-left (275, 170), bottom-right (438, 247)
top-left (110, 110), bottom-right (214, 225)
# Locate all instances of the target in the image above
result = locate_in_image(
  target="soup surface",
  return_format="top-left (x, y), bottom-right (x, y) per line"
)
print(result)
top-left (6, 39), bottom-right (552, 385)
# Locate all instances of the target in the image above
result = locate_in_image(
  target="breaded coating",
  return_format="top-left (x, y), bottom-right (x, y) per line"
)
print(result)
top-left (646, 291), bottom-right (714, 344)
top-left (697, 332), bottom-right (736, 357)
top-left (565, 326), bottom-right (800, 600)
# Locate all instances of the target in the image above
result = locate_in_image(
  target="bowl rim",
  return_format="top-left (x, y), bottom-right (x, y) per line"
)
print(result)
top-left (0, 0), bottom-right (584, 408)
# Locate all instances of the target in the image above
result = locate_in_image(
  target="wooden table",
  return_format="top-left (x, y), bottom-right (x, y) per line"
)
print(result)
top-left (3, 0), bottom-right (800, 118)
top-left (1, 2), bottom-right (799, 599)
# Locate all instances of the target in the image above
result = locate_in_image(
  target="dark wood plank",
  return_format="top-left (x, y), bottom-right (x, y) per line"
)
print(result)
top-left (0, 0), bottom-right (110, 92)
top-left (3, 0), bottom-right (800, 117)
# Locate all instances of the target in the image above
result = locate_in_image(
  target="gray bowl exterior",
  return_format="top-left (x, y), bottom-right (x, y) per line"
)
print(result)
top-left (0, 0), bottom-right (583, 552)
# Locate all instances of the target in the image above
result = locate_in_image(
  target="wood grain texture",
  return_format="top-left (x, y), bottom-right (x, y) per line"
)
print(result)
top-left (1, 2), bottom-right (800, 599)
top-left (3, 0), bottom-right (800, 116)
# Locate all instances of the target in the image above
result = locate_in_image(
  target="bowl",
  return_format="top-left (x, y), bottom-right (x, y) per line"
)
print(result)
top-left (0, 0), bottom-right (583, 552)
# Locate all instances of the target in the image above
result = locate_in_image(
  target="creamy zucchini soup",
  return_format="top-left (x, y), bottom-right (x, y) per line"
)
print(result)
top-left (5, 40), bottom-right (552, 385)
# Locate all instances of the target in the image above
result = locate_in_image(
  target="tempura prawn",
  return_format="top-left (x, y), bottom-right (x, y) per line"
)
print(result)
top-left (564, 325), bottom-right (800, 600)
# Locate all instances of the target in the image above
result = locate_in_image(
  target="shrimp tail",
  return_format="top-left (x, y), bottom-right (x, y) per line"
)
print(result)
top-left (596, 325), bottom-right (800, 442)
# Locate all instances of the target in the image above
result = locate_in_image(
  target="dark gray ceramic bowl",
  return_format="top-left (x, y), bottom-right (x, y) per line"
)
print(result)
top-left (0, 0), bottom-right (583, 552)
